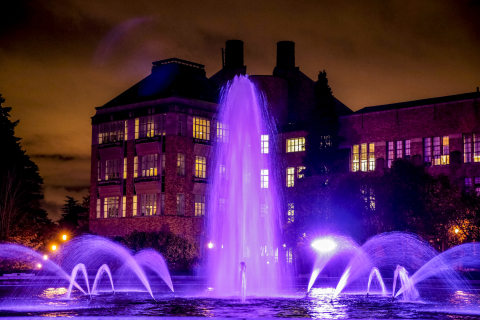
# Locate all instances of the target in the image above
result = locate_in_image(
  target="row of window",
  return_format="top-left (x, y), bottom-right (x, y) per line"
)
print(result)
top-left (98, 117), bottom-right (306, 154)
top-left (96, 193), bottom-right (206, 218)
top-left (464, 177), bottom-right (480, 194)
top-left (352, 136), bottom-right (455, 172)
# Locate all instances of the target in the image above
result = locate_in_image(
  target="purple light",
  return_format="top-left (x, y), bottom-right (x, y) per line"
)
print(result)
top-left (312, 238), bottom-right (337, 252)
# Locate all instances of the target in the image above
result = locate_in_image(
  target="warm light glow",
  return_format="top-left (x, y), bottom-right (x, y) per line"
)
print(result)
top-left (62, 234), bottom-right (67, 241)
top-left (43, 255), bottom-right (48, 260)
top-left (207, 242), bottom-right (214, 249)
top-left (37, 263), bottom-right (42, 269)
top-left (455, 228), bottom-right (459, 234)
top-left (51, 245), bottom-right (57, 251)
top-left (311, 238), bottom-right (337, 252)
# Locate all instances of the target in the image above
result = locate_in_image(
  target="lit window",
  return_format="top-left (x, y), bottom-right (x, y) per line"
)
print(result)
top-left (195, 156), bottom-right (206, 178)
top-left (219, 198), bottom-right (225, 212)
top-left (104, 197), bottom-right (119, 218)
top-left (122, 196), bottom-right (126, 217)
top-left (140, 194), bottom-right (157, 216)
top-left (193, 117), bottom-right (210, 140)
top-left (98, 121), bottom-right (126, 144)
top-left (352, 145), bottom-right (359, 172)
top-left (464, 134), bottom-right (472, 163)
top-left (425, 136), bottom-right (449, 166)
top-left (177, 194), bottom-right (185, 216)
top-left (369, 143), bottom-right (375, 171)
top-left (217, 122), bottom-right (228, 142)
top-left (260, 204), bottom-right (268, 218)
top-left (465, 177), bottom-right (472, 191)
top-left (287, 167), bottom-right (295, 187)
top-left (286, 137), bottom-right (305, 152)
top-left (177, 154), bottom-right (185, 176)
top-left (261, 169), bottom-right (269, 188)
top-left (287, 203), bottom-right (294, 223)
top-left (353, 143), bottom-right (375, 172)
top-left (474, 133), bottom-right (480, 162)
top-left (297, 166), bottom-right (305, 179)
top-left (261, 135), bottom-right (269, 154)
top-left (475, 177), bottom-right (480, 195)
top-left (133, 195), bottom-right (137, 216)
top-left (105, 159), bottom-right (120, 180)
top-left (123, 158), bottom-right (127, 179)
top-left (97, 161), bottom-right (101, 181)
top-left (177, 114), bottom-right (187, 137)
top-left (360, 144), bottom-right (368, 171)
top-left (96, 198), bottom-right (102, 218)
top-left (141, 154), bottom-right (158, 177)
top-left (195, 195), bottom-right (205, 216)
top-left (387, 140), bottom-right (410, 168)
top-left (162, 154), bottom-right (166, 176)
top-left (134, 156), bottom-right (138, 178)
top-left (135, 115), bottom-right (165, 139)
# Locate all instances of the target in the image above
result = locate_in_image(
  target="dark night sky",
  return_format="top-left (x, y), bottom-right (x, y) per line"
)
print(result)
top-left (1, 0), bottom-right (479, 220)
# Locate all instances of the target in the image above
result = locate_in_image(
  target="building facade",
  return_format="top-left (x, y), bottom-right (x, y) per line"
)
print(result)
top-left (339, 91), bottom-right (480, 191)
top-left (89, 39), bottom-right (480, 245)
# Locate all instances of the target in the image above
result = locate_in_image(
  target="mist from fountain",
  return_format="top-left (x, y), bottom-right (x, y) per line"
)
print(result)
top-left (333, 232), bottom-right (437, 298)
top-left (207, 75), bottom-right (286, 296)
top-left (307, 235), bottom-right (359, 292)
top-left (367, 267), bottom-right (386, 296)
top-left (91, 264), bottom-right (114, 295)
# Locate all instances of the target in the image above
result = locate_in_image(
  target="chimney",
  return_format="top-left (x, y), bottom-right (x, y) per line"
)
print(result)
top-left (276, 41), bottom-right (295, 69)
top-left (224, 40), bottom-right (244, 69)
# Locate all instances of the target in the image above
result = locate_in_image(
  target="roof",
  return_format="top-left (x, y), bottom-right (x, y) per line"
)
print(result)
top-left (353, 91), bottom-right (480, 115)
top-left (100, 58), bottom-right (219, 108)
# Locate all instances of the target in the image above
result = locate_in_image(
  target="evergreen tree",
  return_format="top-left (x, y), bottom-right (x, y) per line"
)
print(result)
top-left (58, 196), bottom-right (89, 237)
top-left (0, 94), bottom-right (53, 248)
top-left (304, 70), bottom-right (344, 176)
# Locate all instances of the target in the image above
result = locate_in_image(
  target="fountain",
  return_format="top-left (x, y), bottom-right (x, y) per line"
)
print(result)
top-left (206, 75), bottom-right (287, 296)
top-left (366, 267), bottom-right (386, 296)
top-left (91, 264), bottom-right (114, 295)
top-left (66, 263), bottom-right (90, 299)
top-left (1, 76), bottom-right (480, 318)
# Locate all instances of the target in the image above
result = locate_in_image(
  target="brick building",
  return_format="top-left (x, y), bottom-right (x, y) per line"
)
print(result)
top-left (89, 40), bottom-right (342, 242)
top-left (89, 39), bottom-right (480, 244)
top-left (339, 91), bottom-right (480, 191)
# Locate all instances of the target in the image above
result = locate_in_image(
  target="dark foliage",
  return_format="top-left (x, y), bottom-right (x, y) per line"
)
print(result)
top-left (0, 95), bottom-right (54, 250)
top-left (304, 70), bottom-right (344, 175)
top-left (114, 231), bottom-right (199, 270)
top-left (58, 195), bottom-right (89, 237)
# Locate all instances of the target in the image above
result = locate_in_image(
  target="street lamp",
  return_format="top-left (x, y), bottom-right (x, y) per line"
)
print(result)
top-left (51, 245), bottom-right (57, 251)
top-left (455, 228), bottom-right (459, 234)
top-left (207, 242), bottom-right (214, 249)
top-left (62, 234), bottom-right (67, 241)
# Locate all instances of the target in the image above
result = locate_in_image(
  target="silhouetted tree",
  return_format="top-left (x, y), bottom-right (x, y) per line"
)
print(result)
top-left (304, 70), bottom-right (344, 176)
top-left (0, 94), bottom-right (53, 249)
top-left (58, 196), bottom-right (89, 237)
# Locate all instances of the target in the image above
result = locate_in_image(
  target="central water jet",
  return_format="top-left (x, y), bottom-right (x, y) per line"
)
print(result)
top-left (207, 75), bottom-right (285, 296)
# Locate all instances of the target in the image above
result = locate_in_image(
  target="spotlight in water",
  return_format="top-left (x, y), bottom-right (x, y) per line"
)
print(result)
top-left (37, 263), bottom-right (42, 269)
top-left (311, 238), bottom-right (337, 252)
top-left (43, 255), bottom-right (48, 260)
top-left (208, 242), bottom-right (214, 249)
top-left (51, 245), bottom-right (57, 251)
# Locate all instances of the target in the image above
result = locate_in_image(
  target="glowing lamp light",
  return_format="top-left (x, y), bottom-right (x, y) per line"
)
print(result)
top-left (37, 263), bottom-right (42, 269)
top-left (62, 234), bottom-right (67, 241)
top-left (51, 245), bottom-right (57, 251)
top-left (311, 238), bottom-right (337, 252)
top-left (207, 242), bottom-right (214, 249)
top-left (455, 228), bottom-right (459, 234)
top-left (43, 255), bottom-right (48, 260)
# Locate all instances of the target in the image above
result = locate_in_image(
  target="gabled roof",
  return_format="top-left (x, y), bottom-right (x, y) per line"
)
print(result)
top-left (100, 58), bottom-right (219, 109)
top-left (353, 91), bottom-right (480, 115)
